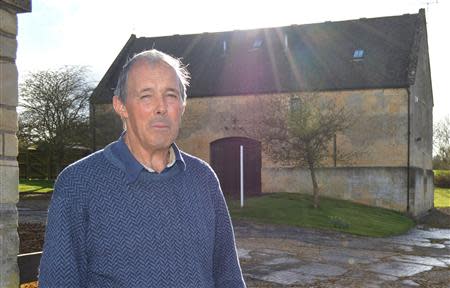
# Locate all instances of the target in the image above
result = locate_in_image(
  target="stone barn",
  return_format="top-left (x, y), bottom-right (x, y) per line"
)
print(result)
top-left (90, 9), bottom-right (433, 216)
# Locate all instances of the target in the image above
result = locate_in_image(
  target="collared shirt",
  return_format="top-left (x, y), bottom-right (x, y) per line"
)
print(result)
top-left (142, 146), bottom-right (176, 172)
top-left (110, 133), bottom-right (184, 184)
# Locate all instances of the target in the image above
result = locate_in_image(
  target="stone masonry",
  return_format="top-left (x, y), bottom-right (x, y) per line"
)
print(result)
top-left (0, 1), bottom-right (31, 287)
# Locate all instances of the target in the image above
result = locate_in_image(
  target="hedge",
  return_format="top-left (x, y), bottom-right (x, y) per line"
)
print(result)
top-left (434, 170), bottom-right (450, 188)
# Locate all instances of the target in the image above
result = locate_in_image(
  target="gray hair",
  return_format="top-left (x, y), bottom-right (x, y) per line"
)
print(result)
top-left (114, 49), bottom-right (190, 103)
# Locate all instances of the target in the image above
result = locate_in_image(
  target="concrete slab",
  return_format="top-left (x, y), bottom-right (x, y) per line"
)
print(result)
top-left (388, 237), bottom-right (440, 249)
top-left (391, 255), bottom-right (448, 268)
top-left (412, 228), bottom-right (450, 240)
top-left (397, 245), bottom-right (414, 252)
top-left (368, 261), bottom-right (433, 277)
top-left (259, 248), bottom-right (288, 255)
top-left (320, 248), bottom-right (384, 265)
top-left (236, 222), bottom-right (450, 287)
top-left (438, 257), bottom-right (450, 265)
top-left (339, 270), bottom-right (396, 287)
top-left (377, 274), bottom-right (398, 281)
top-left (237, 248), bottom-right (251, 260)
top-left (295, 262), bottom-right (347, 277)
top-left (259, 269), bottom-right (323, 285)
top-left (386, 228), bottom-right (450, 251)
top-left (401, 279), bottom-right (420, 287)
top-left (246, 262), bottom-right (347, 285)
top-left (263, 257), bottom-right (302, 266)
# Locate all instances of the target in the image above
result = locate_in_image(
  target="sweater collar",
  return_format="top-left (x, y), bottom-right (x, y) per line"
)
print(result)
top-left (110, 133), bottom-right (186, 184)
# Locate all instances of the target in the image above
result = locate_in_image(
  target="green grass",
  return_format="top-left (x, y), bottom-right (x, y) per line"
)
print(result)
top-left (435, 188), bottom-right (450, 207)
top-left (434, 170), bottom-right (450, 188)
top-left (228, 193), bottom-right (415, 237)
top-left (17, 178), bottom-right (445, 236)
top-left (19, 179), bottom-right (54, 194)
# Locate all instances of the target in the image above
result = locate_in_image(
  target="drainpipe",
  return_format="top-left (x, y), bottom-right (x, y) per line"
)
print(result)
top-left (407, 88), bottom-right (411, 213)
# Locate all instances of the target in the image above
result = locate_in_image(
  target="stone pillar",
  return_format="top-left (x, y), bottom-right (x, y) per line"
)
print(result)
top-left (0, 1), bottom-right (31, 287)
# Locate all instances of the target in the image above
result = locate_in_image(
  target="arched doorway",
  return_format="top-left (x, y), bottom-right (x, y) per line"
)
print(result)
top-left (210, 137), bottom-right (261, 198)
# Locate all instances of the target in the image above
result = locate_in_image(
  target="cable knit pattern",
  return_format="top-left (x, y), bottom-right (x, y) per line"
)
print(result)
top-left (38, 141), bottom-right (246, 288)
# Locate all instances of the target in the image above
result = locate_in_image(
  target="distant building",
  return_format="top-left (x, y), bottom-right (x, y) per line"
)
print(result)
top-left (90, 9), bottom-right (433, 216)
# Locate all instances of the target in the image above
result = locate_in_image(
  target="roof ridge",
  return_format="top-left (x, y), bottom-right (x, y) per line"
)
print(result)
top-left (134, 11), bottom-right (421, 41)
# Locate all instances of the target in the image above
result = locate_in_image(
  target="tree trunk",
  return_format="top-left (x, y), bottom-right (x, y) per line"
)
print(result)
top-left (307, 158), bottom-right (320, 208)
top-left (56, 145), bottom-right (64, 176)
top-left (47, 148), bottom-right (52, 180)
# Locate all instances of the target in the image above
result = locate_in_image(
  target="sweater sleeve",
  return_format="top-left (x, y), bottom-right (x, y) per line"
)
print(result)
top-left (211, 173), bottom-right (246, 288)
top-left (38, 170), bottom-right (88, 288)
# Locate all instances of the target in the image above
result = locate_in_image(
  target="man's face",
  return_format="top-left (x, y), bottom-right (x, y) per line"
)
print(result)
top-left (114, 60), bottom-right (185, 152)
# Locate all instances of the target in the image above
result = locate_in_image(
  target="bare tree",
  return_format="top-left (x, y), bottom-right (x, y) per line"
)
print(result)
top-left (243, 94), bottom-right (355, 208)
top-left (433, 116), bottom-right (450, 169)
top-left (19, 66), bottom-right (93, 176)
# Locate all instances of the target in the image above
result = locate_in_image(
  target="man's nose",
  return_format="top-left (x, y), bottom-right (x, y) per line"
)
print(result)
top-left (155, 96), bottom-right (168, 115)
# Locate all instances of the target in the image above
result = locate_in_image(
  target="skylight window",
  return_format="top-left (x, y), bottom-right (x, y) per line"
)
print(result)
top-left (353, 49), bottom-right (364, 59)
top-left (252, 39), bottom-right (263, 49)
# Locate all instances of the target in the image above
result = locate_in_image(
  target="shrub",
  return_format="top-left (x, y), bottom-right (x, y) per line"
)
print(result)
top-left (434, 170), bottom-right (450, 188)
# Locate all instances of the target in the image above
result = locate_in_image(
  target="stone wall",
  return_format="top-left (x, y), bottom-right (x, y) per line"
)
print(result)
top-left (0, 1), bottom-right (31, 286)
top-left (262, 166), bottom-right (408, 212)
top-left (175, 88), bottom-right (416, 213)
top-left (93, 88), bottom-right (415, 213)
top-left (93, 81), bottom-right (433, 216)
top-left (407, 11), bottom-right (434, 215)
top-left (176, 88), bottom-right (409, 167)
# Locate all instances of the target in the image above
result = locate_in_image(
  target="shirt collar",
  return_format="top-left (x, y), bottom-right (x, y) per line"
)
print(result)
top-left (111, 132), bottom-right (185, 184)
top-left (142, 146), bottom-right (176, 172)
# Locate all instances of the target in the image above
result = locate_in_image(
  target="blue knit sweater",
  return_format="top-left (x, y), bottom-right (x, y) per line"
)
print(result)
top-left (39, 137), bottom-right (246, 287)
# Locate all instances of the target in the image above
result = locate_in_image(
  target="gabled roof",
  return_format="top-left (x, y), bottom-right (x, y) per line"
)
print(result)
top-left (91, 10), bottom-right (425, 104)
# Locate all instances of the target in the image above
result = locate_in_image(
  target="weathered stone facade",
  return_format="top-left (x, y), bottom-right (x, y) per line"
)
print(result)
top-left (175, 88), bottom-right (413, 212)
top-left (177, 89), bottom-right (409, 168)
top-left (0, 1), bottom-right (31, 286)
top-left (407, 12), bottom-right (434, 215)
top-left (94, 85), bottom-right (430, 215)
top-left (91, 10), bottom-right (433, 217)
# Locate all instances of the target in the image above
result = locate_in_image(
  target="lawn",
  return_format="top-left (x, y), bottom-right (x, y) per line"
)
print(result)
top-left (228, 193), bottom-right (415, 237)
top-left (17, 179), bottom-right (447, 236)
top-left (19, 179), bottom-right (54, 194)
top-left (435, 188), bottom-right (450, 208)
top-left (434, 170), bottom-right (450, 188)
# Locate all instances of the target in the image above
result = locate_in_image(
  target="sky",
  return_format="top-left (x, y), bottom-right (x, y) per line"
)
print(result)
top-left (16, 0), bottom-right (449, 123)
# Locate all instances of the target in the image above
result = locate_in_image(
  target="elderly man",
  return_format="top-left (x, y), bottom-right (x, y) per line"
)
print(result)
top-left (39, 50), bottom-right (246, 287)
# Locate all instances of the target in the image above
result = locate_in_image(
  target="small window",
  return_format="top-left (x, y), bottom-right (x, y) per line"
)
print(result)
top-left (353, 49), bottom-right (364, 59)
top-left (221, 40), bottom-right (228, 57)
top-left (252, 39), bottom-right (263, 49)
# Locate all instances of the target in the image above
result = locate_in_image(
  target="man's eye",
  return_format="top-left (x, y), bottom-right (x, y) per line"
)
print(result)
top-left (141, 95), bottom-right (151, 99)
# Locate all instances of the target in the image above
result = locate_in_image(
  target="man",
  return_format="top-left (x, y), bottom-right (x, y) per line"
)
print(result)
top-left (39, 50), bottom-right (246, 287)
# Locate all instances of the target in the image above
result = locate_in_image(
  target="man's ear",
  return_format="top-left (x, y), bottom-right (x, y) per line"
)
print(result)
top-left (113, 96), bottom-right (128, 119)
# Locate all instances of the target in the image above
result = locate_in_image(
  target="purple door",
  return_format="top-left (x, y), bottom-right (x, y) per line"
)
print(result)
top-left (210, 137), bottom-right (261, 198)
